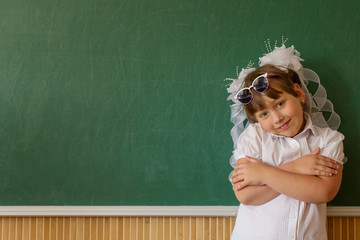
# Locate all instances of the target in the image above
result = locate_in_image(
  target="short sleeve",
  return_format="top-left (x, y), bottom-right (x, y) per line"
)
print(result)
top-left (319, 128), bottom-right (345, 165)
top-left (231, 123), bottom-right (263, 166)
top-left (228, 124), bottom-right (264, 182)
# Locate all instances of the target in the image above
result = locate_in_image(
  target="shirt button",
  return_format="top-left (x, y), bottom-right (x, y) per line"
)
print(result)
top-left (290, 234), bottom-right (295, 239)
top-left (291, 214), bottom-right (296, 219)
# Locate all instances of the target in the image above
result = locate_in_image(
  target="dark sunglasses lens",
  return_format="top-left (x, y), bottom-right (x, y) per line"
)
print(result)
top-left (253, 76), bottom-right (269, 92)
top-left (237, 89), bottom-right (252, 104)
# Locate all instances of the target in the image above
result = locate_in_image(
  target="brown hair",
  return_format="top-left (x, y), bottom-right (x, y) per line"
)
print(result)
top-left (243, 64), bottom-right (302, 123)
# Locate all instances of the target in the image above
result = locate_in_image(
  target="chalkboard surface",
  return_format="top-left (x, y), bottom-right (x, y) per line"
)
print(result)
top-left (0, 0), bottom-right (359, 206)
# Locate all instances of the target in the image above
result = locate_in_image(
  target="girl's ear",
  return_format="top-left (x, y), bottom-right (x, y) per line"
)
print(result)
top-left (293, 83), bottom-right (306, 103)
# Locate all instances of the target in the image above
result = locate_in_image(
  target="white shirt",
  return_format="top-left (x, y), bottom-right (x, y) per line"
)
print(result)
top-left (230, 115), bottom-right (345, 240)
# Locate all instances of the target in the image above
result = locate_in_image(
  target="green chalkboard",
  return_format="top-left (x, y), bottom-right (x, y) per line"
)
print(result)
top-left (0, 0), bottom-right (359, 206)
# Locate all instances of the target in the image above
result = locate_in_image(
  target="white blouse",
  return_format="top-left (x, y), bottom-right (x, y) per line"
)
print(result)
top-left (230, 115), bottom-right (345, 240)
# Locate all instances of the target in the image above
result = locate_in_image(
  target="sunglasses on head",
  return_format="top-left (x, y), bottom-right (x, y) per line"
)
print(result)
top-left (234, 73), bottom-right (276, 104)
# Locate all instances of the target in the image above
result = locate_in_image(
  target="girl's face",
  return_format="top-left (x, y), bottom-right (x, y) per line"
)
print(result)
top-left (254, 83), bottom-right (306, 137)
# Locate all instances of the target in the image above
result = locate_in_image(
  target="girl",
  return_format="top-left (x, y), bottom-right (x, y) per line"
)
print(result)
top-left (227, 44), bottom-right (345, 240)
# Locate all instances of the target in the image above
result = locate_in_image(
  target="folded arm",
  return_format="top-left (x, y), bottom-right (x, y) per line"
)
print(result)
top-left (233, 184), bottom-right (280, 206)
top-left (232, 158), bottom-right (342, 204)
top-left (232, 149), bottom-right (341, 205)
top-left (249, 163), bottom-right (342, 203)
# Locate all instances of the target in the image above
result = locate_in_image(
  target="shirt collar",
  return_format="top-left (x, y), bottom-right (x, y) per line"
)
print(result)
top-left (270, 113), bottom-right (318, 139)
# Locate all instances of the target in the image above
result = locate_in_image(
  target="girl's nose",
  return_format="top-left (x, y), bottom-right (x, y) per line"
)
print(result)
top-left (272, 111), bottom-right (284, 124)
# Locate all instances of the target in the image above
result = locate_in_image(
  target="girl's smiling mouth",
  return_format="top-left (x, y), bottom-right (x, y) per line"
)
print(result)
top-left (277, 120), bottom-right (291, 131)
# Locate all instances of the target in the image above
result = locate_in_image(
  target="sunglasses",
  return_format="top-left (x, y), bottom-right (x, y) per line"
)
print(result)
top-left (234, 73), bottom-right (275, 104)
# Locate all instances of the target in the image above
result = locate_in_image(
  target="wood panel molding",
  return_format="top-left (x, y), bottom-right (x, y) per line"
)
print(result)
top-left (0, 206), bottom-right (359, 217)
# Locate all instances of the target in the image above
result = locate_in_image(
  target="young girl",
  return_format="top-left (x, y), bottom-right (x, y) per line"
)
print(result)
top-left (227, 43), bottom-right (345, 239)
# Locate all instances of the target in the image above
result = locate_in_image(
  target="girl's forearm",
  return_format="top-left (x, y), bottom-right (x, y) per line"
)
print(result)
top-left (261, 165), bottom-right (342, 203)
top-left (233, 162), bottom-right (308, 205)
top-left (234, 185), bottom-right (280, 205)
top-left (233, 160), bottom-right (341, 205)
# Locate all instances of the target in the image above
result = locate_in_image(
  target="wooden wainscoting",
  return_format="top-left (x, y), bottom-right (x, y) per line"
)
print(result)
top-left (0, 216), bottom-right (359, 240)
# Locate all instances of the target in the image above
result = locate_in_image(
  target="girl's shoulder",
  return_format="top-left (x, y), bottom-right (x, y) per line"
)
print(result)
top-left (310, 125), bottom-right (346, 164)
top-left (240, 122), bottom-right (274, 141)
top-left (311, 124), bottom-right (345, 141)
top-left (241, 123), bottom-right (264, 136)
top-left (234, 123), bottom-right (265, 161)
top-left (237, 123), bottom-right (268, 146)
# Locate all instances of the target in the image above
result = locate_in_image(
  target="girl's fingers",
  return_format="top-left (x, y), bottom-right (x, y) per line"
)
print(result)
top-left (232, 175), bottom-right (244, 185)
top-left (232, 170), bottom-right (248, 183)
top-left (232, 171), bottom-right (240, 181)
top-left (233, 180), bottom-right (248, 191)
top-left (315, 155), bottom-right (339, 166)
top-left (313, 163), bottom-right (338, 176)
top-left (235, 162), bottom-right (251, 171)
top-left (316, 158), bottom-right (339, 169)
top-left (315, 166), bottom-right (337, 175)
top-left (231, 172), bottom-right (236, 179)
top-left (315, 170), bottom-right (333, 177)
top-left (311, 147), bottom-right (321, 155)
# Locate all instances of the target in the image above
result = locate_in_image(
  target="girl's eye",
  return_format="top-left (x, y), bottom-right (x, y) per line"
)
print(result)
top-left (277, 101), bottom-right (284, 107)
top-left (259, 112), bottom-right (268, 118)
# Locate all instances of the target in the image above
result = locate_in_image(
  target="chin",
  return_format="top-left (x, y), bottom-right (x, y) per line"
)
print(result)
top-left (276, 130), bottom-right (297, 138)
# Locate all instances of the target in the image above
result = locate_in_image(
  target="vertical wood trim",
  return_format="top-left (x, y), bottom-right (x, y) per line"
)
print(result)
top-left (356, 217), bottom-right (360, 239)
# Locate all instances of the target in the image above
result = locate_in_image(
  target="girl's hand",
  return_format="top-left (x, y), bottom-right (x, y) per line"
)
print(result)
top-left (232, 156), bottom-right (268, 191)
top-left (231, 157), bottom-right (259, 184)
top-left (282, 147), bottom-right (339, 176)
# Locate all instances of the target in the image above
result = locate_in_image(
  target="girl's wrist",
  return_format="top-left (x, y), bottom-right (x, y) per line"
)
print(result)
top-left (259, 163), bottom-right (275, 185)
top-left (279, 161), bottom-right (294, 173)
